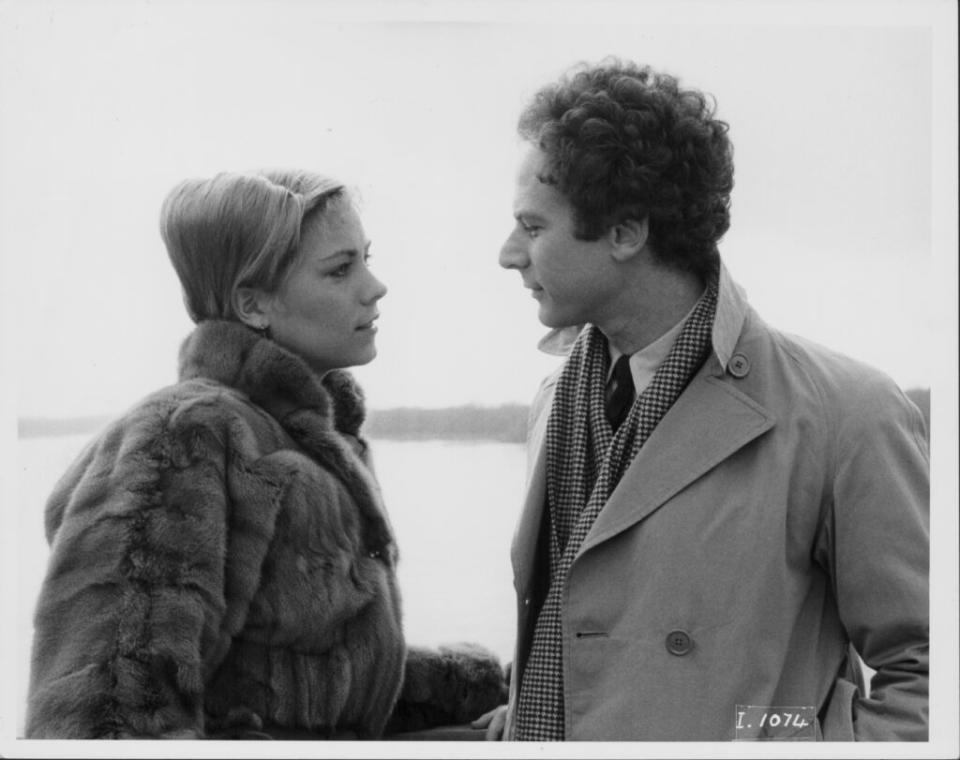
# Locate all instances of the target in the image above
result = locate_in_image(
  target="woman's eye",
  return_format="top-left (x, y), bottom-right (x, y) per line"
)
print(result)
top-left (330, 262), bottom-right (352, 278)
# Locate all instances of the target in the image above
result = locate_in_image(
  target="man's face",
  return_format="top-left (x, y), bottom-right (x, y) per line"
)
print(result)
top-left (499, 147), bottom-right (620, 329)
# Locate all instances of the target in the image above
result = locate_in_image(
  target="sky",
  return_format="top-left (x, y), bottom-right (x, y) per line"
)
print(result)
top-left (0, 0), bottom-right (956, 423)
top-left (1, 1), bottom-right (958, 755)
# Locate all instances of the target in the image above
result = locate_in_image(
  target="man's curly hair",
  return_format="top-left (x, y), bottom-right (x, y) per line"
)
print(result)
top-left (519, 59), bottom-right (734, 276)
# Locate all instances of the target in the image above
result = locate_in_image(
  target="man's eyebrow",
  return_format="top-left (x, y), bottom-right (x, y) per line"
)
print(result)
top-left (514, 212), bottom-right (546, 223)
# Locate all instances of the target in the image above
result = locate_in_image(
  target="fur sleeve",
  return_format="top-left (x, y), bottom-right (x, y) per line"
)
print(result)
top-left (386, 644), bottom-right (509, 734)
top-left (26, 395), bottom-right (285, 738)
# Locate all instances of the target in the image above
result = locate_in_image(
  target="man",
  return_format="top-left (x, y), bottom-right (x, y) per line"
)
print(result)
top-left (475, 60), bottom-right (929, 741)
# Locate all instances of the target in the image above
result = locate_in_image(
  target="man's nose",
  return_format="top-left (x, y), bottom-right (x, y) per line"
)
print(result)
top-left (499, 231), bottom-right (528, 270)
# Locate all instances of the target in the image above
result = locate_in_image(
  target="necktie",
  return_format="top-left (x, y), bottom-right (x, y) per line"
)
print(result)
top-left (605, 355), bottom-right (635, 430)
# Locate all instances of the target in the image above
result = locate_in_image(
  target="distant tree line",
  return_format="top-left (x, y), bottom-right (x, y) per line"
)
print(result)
top-left (19, 389), bottom-right (931, 443)
top-left (18, 415), bottom-right (111, 438)
top-left (366, 388), bottom-right (931, 443)
top-left (365, 404), bottom-right (530, 443)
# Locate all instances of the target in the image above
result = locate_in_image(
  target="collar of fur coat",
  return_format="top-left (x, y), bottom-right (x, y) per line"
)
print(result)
top-left (177, 320), bottom-right (366, 437)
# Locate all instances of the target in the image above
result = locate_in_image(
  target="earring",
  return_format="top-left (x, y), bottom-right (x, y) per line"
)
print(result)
top-left (253, 322), bottom-right (270, 339)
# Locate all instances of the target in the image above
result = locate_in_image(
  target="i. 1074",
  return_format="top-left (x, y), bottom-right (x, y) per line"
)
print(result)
top-left (737, 711), bottom-right (811, 729)
top-left (737, 712), bottom-right (810, 728)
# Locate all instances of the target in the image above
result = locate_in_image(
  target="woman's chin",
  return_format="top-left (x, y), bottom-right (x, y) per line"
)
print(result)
top-left (328, 348), bottom-right (379, 373)
top-left (355, 341), bottom-right (379, 365)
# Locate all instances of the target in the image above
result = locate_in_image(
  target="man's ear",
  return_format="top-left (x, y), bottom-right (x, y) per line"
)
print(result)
top-left (233, 286), bottom-right (272, 331)
top-left (609, 217), bottom-right (649, 262)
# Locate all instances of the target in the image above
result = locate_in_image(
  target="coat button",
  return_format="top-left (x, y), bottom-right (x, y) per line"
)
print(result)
top-left (728, 352), bottom-right (750, 378)
top-left (665, 629), bottom-right (693, 656)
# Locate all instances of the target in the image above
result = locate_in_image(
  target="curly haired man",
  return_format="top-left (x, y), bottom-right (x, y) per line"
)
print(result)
top-left (476, 60), bottom-right (929, 741)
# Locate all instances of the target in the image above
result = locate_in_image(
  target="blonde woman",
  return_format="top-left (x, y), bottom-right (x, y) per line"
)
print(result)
top-left (26, 171), bottom-right (506, 739)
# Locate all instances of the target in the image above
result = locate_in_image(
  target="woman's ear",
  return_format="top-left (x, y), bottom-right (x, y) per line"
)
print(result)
top-left (609, 217), bottom-right (649, 262)
top-left (233, 286), bottom-right (272, 331)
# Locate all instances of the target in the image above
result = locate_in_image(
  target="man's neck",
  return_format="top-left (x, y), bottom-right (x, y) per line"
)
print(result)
top-left (599, 261), bottom-right (705, 356)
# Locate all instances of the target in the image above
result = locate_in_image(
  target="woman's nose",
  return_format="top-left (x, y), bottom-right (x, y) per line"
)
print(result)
top-left (364, 269), bottom-right (388, 303)
top-left (499, 231), bottom-right (528, 270)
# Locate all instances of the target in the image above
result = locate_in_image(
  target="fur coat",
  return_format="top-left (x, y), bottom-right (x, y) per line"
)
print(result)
top-left (26, 321), bottom-right (506, 739)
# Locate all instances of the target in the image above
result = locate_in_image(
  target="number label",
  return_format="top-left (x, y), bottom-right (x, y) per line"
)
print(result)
top-left (735, 705), bottom-right (816, 741)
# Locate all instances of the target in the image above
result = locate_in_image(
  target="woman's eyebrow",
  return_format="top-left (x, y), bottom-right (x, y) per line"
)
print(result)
top-left (321, 240), bottom-right (372, 261)
top-left (318, 249), bottom-right (354, 263)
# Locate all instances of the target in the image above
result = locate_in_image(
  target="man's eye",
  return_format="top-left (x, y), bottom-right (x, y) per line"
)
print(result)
top-left (519, 220), bottom-right (541, 238)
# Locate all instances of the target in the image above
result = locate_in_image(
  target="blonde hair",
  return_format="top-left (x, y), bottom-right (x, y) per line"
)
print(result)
top-left (160, 170), bottom-right (345, 322)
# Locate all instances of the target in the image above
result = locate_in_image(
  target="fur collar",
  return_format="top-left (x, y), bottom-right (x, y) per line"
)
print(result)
top-left (177, 320), bottom-right (366, 437)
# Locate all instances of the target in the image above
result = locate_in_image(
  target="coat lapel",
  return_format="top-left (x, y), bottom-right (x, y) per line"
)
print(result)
top-left (510, 380), bottom-right (553, 599)
top-left (511, 280), bottom-right (767, 593)
top-left (577, 363), bottom-right (775, 557)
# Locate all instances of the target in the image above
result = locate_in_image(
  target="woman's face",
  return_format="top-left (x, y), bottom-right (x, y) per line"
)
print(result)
top-left (262, 200), bottom-right (387, 376)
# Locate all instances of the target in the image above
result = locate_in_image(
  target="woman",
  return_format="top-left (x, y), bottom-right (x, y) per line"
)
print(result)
top-left (26, 171), bottom-right (505, 739)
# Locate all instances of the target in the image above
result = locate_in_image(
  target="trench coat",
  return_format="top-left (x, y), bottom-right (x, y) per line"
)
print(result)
top-left (504, 265), bottom-right (929, 741)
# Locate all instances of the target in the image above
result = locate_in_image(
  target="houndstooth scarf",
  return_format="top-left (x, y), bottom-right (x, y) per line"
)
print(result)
top-left (514, 277), bottom-right (719, 741)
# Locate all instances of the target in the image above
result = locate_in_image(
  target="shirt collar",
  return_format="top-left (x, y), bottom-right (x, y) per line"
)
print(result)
top-left (606, 309), bottom-right (689, 394)
top-left (536, 258), bottom-right (750, 374)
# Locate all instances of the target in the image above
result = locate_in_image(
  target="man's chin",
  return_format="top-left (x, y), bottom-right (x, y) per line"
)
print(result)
top-left (537, 307), bottom-right (576, 330)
